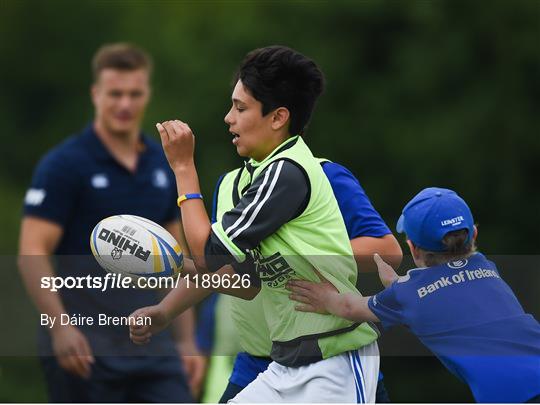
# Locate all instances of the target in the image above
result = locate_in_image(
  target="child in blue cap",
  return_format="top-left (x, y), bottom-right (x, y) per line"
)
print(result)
top-left (288, 187), bottom-right (540, 403)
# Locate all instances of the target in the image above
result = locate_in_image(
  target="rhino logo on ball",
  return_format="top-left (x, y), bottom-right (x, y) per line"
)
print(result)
top-left (111, 247), bottom-right (123, 260)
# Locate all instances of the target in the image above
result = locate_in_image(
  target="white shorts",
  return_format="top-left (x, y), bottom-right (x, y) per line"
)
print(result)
top-left (229, 342), bottom-right (379, 403)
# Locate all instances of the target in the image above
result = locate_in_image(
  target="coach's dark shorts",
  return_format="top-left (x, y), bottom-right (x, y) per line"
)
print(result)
top-left (40, 355), bottom-right (193, 403)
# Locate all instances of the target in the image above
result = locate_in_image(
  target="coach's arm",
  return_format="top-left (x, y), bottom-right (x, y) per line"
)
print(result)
top-left (18, 216), bottom-right (95, 379)
top-left (351, 234), bottom-right (402, 273)
top-left (164, 221), bottom-right (207, 397)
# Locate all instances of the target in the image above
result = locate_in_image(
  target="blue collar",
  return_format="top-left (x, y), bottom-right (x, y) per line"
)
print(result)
top-left (81, 123), bottom-right (151, 162)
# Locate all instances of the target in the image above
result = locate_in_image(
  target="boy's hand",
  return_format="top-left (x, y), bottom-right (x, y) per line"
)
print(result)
top-left (156, 120), bottom-right (195, 172)
top-left (286, 270), bottom-right (339, 314)
top-left (374, 253), bottom-right (399, 288)
top-left (129, 304), bottom-right (171, 345)
top-left (288, 270), bottom-right (377, 323)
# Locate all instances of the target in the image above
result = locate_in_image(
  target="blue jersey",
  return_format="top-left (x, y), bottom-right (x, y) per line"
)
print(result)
top-left (321, 161), bottom-right (391, 239)
top-left (202, 161), bottom-right (391, 386)
top-left (24, 124), bottom-right (179, 355)
top-left (368, 253), bottom-right (540, 403)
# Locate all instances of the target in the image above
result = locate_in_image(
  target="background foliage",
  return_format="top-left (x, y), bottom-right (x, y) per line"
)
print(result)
top-left (0, 0), bottom-right (538, 402)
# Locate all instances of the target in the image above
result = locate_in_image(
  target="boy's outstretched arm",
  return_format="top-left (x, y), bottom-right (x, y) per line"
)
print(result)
top-left (129, 258), bottom-right (259, 345)
top-left (287, 271), bottom-right (379, 323)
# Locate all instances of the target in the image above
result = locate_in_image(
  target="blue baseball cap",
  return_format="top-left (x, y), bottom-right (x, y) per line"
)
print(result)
top-left (396, 187), bottom-right (474, 252)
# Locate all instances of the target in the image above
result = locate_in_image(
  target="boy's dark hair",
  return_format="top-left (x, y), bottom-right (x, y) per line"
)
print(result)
top-left (416, 229), bottom-right (477, 267)
top-left (92, 43), bottom-right (153, 82)
top-left (235, 45), bottom-right (325, 136)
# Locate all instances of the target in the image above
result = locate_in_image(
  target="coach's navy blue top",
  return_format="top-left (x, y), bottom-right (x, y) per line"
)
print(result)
top-left (24, 124), bottom-right (179, 355)
top-left (368, 253), bottom-right (540, 403)
top-left (198, 161), bottom-right (391, 386)
top-left (24, 124), bottom-right (178, 254)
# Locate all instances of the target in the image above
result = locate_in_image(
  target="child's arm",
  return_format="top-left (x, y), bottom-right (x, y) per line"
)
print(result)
top-left (130, 258), bottom-right (259, 345)
top-left (288, 253), bottom-right (401, 322)
top-left (374, 253), bottom-right (399, 287)
top-left (287, 272), bottom-right (379, 323)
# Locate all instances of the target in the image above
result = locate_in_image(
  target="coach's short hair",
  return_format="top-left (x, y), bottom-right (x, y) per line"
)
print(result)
top-left (234, 45), bottom-right (325, 136)
top-left (92, 43), bottom-right (153, 81)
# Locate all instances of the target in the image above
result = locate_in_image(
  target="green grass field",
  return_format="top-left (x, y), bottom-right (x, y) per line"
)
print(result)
top-left (0, 358), bottom-right (47, 402)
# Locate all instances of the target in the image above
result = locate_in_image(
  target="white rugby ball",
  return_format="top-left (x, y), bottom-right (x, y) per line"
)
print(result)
top-left (90, 215), bottom-right (183, 280)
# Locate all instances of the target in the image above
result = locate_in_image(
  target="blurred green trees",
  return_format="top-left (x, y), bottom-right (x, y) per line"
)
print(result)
top-left (1, 0), bottom-right (539, 254)
top-left (0, 0), bottom-right (538, 401)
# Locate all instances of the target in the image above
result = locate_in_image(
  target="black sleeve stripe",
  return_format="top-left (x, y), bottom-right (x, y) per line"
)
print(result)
top-left (279, 158), bottom-right (311, 221)
top-left (224, 161), bottom-right (277, 238)
top-left (226, 160), bottom-right (285, 242)
top-left (229, 160), bottom-right (284, 241)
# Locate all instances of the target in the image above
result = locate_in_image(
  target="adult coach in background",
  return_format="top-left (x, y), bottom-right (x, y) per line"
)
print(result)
top-left (18, 43), bottom-right (202, 402)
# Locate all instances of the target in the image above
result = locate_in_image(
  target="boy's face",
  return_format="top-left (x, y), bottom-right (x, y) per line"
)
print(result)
top-left (224, 80), bottom-right (279, 162)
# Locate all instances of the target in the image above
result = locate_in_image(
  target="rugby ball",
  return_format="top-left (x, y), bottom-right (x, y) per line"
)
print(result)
top-left (90, 215), bottom-right (183, 281)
